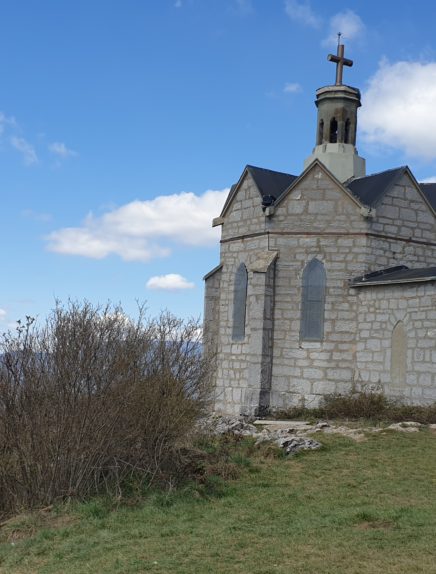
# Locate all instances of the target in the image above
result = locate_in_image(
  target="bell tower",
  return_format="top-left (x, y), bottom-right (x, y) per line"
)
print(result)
top-left (304, 36), bottom-right (366, 182)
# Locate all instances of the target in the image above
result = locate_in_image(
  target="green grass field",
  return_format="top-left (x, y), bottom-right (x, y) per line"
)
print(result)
top-left (1, 429), bottom-right (436, 574)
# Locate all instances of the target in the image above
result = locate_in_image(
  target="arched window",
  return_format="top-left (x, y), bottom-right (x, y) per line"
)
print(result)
top-left (300, 259), bottom-right (326, 342)
top-left (329, 117), bottom-right (338, 143)
top-left (344, 118), bottom-right (351, 144)
top-left (317, 119), bottom-right (324, 145)
top-left (391, 321), bottom-right (407, 388)
top-left (232, 263), bottom-right (248, 340)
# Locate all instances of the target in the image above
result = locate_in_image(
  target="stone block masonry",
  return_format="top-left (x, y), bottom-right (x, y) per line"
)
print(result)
top-left (204, 161), bottom-right (436, 415)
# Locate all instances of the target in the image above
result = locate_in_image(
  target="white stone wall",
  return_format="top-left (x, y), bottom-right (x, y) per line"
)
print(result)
top-left (221, 172), bottom-right (266, 242)
top-left (267, 235), bottom-right (365, 409)
top-left (263, 167), bottom-right (370, 408)
top-left (271, 167), bottom-right (368, 234)
top-left (367, 174), bottom-right (436, 269)
top-left (215, 165), bottom-right (372, 412)
top-left (355, 283), bottom-right (436, 403)
top-left (203, 266), bottom-right (222, 367)
top-left (207, 164), bottom-right (436, 415)
top-left (214, 238), bottom-right (270, 414)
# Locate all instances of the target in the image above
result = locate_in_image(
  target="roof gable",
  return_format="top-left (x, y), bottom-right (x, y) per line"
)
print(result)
top-left (274, 159), bottom-right (363, 209)
top-left (346, 166), bottom-right (407, 207)
top-left (218, 161), bottom-right (436, 223)
top-left (347, 165), bottom-right (436, 216)
top-left (220, 165), bottom-right (297, 217)
top-left (246, 165), bottom-right (297, 200)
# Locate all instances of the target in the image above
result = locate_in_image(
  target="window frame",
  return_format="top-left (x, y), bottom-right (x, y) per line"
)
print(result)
top-left (232, 263), bottom-right (248, 341)
top-left (299, 258), bottom-right (326, 343)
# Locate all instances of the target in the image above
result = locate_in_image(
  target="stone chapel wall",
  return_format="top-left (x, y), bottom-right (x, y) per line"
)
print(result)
top-left (209, 164), bottom-right (436, 415)
top-left (265, 167), bottom-right (368, 408)
top-left (203, 266), bottom-right (222, 366)
top-left (214, 237), bottom-right (273, 414)
top-left (354, 283), bottom-right (436, 403)
top-left (366, 175), bottom-right (436, 269)
top-left (267, 234), bottom-right (365, 409)
top-left (220, 173), bottom-right (266, 242)
top-left (213, 173), bottom-right (272, 414)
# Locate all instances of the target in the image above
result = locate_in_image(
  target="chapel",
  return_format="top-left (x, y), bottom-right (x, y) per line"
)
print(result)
top-left (203, 41), bottom-right (436, 416)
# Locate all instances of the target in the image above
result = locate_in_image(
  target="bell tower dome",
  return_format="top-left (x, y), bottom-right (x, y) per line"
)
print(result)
top-left (304, 36), bottom-right (366, 182)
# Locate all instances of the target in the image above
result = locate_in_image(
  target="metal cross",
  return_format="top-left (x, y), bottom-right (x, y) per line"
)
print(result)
top-left (327, 34), bottom-right (353, 85)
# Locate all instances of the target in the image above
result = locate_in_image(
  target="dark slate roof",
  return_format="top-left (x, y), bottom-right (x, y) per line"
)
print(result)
top-left (220, 165), bottom-right (298, 217)
top-left (203, 263), bottom-right (222, 281)
top-left (221, 162), bottom-right (436, 216)
top-left (346, 166), bottom-right (407, 207)
top-left (351, 265), bottom-right (436, 287)
top-left (246, 165), bottom-right (298, 201)
top-left (419, 183), bottom-right (436, 211)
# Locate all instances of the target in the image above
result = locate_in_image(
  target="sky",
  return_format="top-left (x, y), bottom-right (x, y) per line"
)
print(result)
top-left (2, 0), bottom-right (436, 329)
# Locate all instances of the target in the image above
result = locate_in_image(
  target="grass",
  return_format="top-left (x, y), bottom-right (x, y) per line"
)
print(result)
top-left (1, 429), bottom-right (436, 573)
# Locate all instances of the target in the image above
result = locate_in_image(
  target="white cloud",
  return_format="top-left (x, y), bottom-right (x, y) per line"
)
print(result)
top-left (284, 82), bottom-right (302, 94)
top-left (322, 10), bottom-right (365, 48)
top-left (285, 0), bottom-right (321, 29)
top-left (0, 309), bottom-right (6, 321)
top-left (10, 136), bottom-right (38, 165)
top-left (46, 188), bottom-right (229, 262)
top-left (48, 142), bottom-right (78, 158)
top-left (420, 176), bottom-right (436, 183)
top-left (46, 226), bottom-right (170, 262)
top-left (146, 274), bottom-right (195, 291)
top-left (360, 60), bottom-right (436, 160)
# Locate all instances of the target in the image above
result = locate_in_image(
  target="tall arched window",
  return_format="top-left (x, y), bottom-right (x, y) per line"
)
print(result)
top-left (391, 321), bottom-right (407, 388)
top-left (329, 117), bottom-right (338, 143)
top-left (300, 259), bottom-right (326, 342)
top-left (232, 263), bottom-right (248, 340)
top-left (317, 119), bottom-right (324, 145)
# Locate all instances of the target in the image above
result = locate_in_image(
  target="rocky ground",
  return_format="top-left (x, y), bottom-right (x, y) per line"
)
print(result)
top-left (200, 415), bottom-right (436, 456)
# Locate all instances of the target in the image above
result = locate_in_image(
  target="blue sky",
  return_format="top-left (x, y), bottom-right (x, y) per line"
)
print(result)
top-left (2, 0), bottom-right (436, 329)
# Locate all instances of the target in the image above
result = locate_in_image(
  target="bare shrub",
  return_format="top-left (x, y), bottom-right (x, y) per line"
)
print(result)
top-left (0, 302), bottom-right (212, 517)
top-left (321, 391), bottom-right (390, 420)
top-left (274, 391), bottom-right (436, 424)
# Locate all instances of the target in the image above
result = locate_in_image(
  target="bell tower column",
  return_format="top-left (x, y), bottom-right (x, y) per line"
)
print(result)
top-left (304, 37), bottom-right (366, 182)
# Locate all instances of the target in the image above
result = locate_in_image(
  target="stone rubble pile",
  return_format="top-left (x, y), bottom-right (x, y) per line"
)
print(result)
top-left (199, 415), bottom-right (433, 455)
top-left (199, 415), bottom-right (323, 455)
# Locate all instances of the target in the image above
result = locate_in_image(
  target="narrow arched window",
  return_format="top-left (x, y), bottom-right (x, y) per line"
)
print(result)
top-left (232, 263), bottom-right (248, 340)
top-left (317, 119), bottom-right (324, 145)
top-left (391, 321), bottom-right (407, 388)
top-left (329, 117), bottom-right (338, 143)
top-left (344, 118), bottom-right (351, 144)
top-left (300, 259), bottom-right (326, 342)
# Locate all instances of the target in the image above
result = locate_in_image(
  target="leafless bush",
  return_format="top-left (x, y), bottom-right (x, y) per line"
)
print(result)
top-left (0, 301), bottom-right (212, 517)
top-left (274, 391), bottom-right (436, 424)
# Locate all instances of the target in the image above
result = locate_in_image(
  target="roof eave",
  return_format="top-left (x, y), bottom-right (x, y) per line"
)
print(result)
top-left (404, 167), bottom-right (436, 218)
top-left (203, 263), bottom-right (223, 281)
top-left (220, 166), bottom-right (263, 218)
top-left (351, 275), bottom-right (436, 287)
